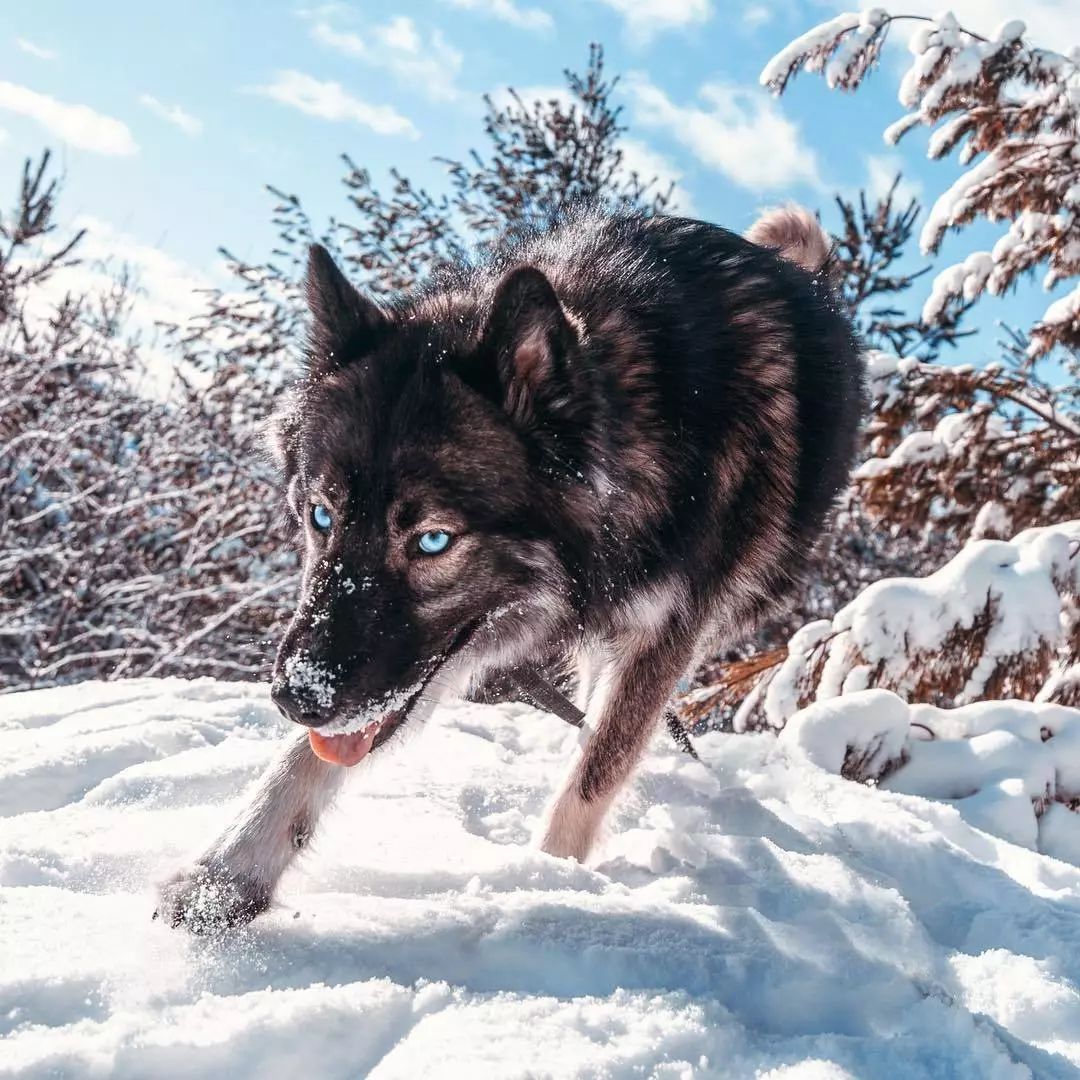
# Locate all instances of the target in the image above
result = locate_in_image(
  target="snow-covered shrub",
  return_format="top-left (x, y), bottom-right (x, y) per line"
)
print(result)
top-left (855, 350), bottom-right (1080, 547)
top-left (760, 12), bottom-right (1080, 548)
top-left (684, 520), bottom-right (1079, 731)
top-left (742, 8), bottom-right (1080, 661)
top-left (0, 155), bottom-right (296, 688)
top-left (779, 688), bottom-right (1080, 864)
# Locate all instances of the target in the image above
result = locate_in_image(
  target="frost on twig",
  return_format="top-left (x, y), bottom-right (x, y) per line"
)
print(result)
top-left (762, 9), bottom-right (1080, 356)
top-left (853, 351), bottom-right (1080, 547)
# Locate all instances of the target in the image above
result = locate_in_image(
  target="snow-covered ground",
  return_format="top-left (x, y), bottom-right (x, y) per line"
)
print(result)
top-left (3, 679), bottom-right (1080, 1078)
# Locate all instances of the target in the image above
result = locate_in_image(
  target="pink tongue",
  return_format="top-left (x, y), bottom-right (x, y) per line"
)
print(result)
top-left (308, 726), bottom-right (378, 767)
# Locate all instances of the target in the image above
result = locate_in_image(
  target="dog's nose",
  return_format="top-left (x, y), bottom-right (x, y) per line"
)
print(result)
top-left (270, 678), bottom-right (332, 727)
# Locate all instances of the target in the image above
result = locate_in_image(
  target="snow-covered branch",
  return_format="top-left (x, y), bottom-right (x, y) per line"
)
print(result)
top-left (762, 10), bottom-right (1080, 356)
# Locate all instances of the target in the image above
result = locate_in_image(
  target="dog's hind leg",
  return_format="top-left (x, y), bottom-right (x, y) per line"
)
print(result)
top-left (540, 615), bottom-right (696, 863)
top-left (156, 733), bottom-right (346, 933)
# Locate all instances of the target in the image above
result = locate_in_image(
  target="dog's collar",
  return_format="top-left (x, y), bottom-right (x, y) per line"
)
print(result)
top-left (505, 666), bottom-right (699, 760)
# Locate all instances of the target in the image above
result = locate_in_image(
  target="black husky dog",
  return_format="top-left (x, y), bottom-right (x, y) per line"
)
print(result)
top-left (160, 206), bottom-right (863, 930)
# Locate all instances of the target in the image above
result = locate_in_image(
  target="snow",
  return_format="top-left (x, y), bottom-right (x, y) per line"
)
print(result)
top-left (862, 348), bottom-right (899, 381)
top-left (780, 688), bottom-right (1080, 869)
top-left (995, 21), bottom-right (1028, 45)
top-left (759, 13), bottom-right (862, 88)
top-left (899, 14), bottom-right (1029, 118)
top-left (759, 8), bottom-right (890, 92)
top-left (777, 688), bottom-right (910, 777)
top-left (854, 403), bottom-right (1004, 479)
top-left (1041, 664), bottom-right (1080, 707)
top-left (829, 525), bottom-right (1074, 703)
top-left (1040, 282), bottom-right (1080, 327)
top-left (883, 111), bottom-right (920, 146)
top-left (927, 114), bottom-right (970, 160)
top-left (822, 11), bottom-right (888, 89)
top-left (921, 251), bottom-right (993, 324)
top-left (281, 653), bottom-right (338, 710)
top-left (746, 522), bottom-right (1080, 733)
top-left (920, 151), bottom-right (1000, 254)
top-left (4, 677), bottom-right (1080, 1076)
top-left (972, 501), bottom-right (1013, 540)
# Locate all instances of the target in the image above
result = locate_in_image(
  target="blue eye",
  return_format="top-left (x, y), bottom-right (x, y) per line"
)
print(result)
top-left (418, 529), bottom-right (452, 555)
top-left (311, 504), bottom-right (333, 532)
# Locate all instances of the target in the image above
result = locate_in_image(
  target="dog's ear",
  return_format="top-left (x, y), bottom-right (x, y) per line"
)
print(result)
top-left (480, 265), bottom-right (578, 426)
top-left (305, 244), bottom-right (386, 377)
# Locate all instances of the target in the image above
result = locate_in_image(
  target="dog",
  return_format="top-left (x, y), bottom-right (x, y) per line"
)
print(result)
top-left (158, 206), bottom-right (863, 931)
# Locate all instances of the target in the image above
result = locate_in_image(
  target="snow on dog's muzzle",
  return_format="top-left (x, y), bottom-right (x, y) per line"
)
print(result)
top-left (272, 660), bottom-right (432, 768)
top-left (274, 621), bottom-right (480, 767)
top-left (270, 656), bottom-right (405, 767)
top-left (304, 682), bottom-right (425, 766)
top-left (270, 655), bottom-right (339, 725)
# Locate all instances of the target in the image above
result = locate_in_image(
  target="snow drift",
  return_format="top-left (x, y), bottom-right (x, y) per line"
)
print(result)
top-left (4, 678), bottom-right (1080, 1077)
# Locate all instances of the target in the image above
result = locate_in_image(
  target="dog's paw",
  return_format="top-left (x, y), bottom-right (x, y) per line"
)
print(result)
top-left (538, 825), bottom-right (590, 863)
top-left (155, 862), bottom-right (270, 934)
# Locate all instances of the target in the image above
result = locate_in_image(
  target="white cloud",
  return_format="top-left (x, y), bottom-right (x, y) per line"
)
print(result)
top-left (249, 70), bottom-right (419, 138)
top-left (0, 81), bottom-right (137, 155)
top-left (742, 4), bottom-right (771, 28)
top-left (16, 38), bottom-right (57, 61)
top-left (441, 0), bottom-right (553, 32)
top-left (310, 17), bottom-right (463, 102)
top-left (24, 215), bottom-right (217, 395)
top-left (595, 0), bottom-right (711, 41)
top-left (58, 216), bottom-right (211, 323)
top-left (139, 94), bottom-right (203, 137)
top-left (864, 152), bottom-right (922, 206)
top-left (625, 75), bottom-right (823, 192)
top-left (617, 137), bottom-right (695, 213)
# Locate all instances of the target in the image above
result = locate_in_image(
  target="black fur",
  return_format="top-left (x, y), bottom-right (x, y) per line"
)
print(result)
top-left (162, 208), bottom-right (864, 931)
top-left (270, 209), bottom-right (862, 728)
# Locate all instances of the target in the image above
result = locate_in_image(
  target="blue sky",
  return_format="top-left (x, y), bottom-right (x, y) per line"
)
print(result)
top-left (1, 0), bottom-right (1077, 352)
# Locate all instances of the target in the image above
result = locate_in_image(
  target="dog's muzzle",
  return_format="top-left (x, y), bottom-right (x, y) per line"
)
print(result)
top-left (269, 677), bottom-right (330, 728)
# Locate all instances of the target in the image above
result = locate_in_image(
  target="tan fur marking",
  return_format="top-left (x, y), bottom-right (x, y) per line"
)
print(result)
top-left (746, 205), bottom-right (831, 272)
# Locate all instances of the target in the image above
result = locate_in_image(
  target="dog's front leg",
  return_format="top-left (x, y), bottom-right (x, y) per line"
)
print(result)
top-left (157, 732), bottom-right (346, 933)
top-left (541, 619), bottom-right (695, 863)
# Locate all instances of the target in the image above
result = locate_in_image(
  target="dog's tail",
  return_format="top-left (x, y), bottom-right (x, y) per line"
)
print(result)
top-left (745, 205), bottom-right (831, 274)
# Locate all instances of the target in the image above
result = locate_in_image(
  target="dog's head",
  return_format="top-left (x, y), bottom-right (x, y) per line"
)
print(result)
top-left (269, 245), bottom-right (587, 764)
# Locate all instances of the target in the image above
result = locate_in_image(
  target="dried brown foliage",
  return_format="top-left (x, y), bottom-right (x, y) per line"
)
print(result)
top-left (684, 522), bottom-right (1079, 732)
top-left (0, 155), bottom-right (296, 688)
top-left (856, 353), bottom-right (1080, 545)
top-left (761, 9), bottom-right (1080, 356)
top-left (1, 49), bottom-right (676, 692)
top-left (681, 10), bottom-right (1080, 731)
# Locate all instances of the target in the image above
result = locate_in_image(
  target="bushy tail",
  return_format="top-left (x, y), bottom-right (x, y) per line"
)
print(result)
top-left (745, 205), bottom-right (830, 273)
